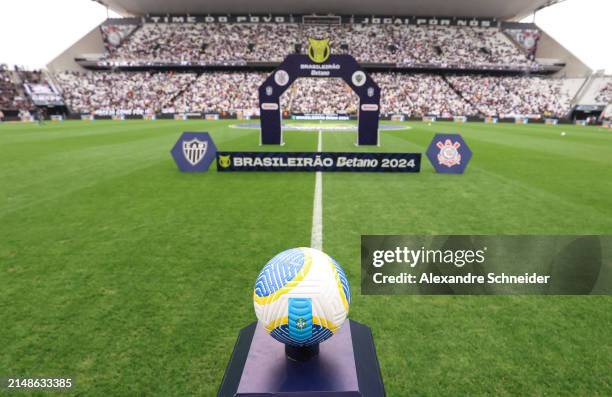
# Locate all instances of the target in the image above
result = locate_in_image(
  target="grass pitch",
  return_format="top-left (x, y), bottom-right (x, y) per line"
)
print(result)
top-left (1, 119), bottom-right (611, 396)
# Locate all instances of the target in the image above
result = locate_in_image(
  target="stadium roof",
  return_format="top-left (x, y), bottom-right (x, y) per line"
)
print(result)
top-left (95, 0), bottom-right (562, 21)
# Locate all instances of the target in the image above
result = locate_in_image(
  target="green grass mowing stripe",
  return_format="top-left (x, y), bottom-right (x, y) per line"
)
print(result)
top-left (382, 123), bottom-right (612, 221)
top-left (0, 121), bottom-right (258, 216)
top-left (455, 128), bottom-right (612, 164)
top-left (446, 125), bottom-right (612, 218)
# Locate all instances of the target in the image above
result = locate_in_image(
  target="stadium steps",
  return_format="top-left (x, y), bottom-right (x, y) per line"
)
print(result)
top-left (43, 70), bottom-right (64, 98)
top-left (441, 75), bottom-right (483, 117)
top-left (9, 69), bottom-right (22, 86)
top-left (11, 70), bottom-right (31, 108)
top-left (112, 23), bottom-right (142, 54)
top-left (563, 77), bottom-right (589, 107)
top-left (120, 24), bottom-right (141, 48)
top-left (164, 74), bottom-right (197, 110)
top-left (573, 73), bottom-right (598, 105)
top-left (574, 72), bottom-right (610, 105)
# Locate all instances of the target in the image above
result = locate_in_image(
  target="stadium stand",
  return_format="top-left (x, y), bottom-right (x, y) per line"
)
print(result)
top-left (595, 81), bottom-right (612, 104)
top-left (0, 66), bottom-right (16, 110)
top-left (17, 68), bottom-right (65, 106)
top-left (55, 71), bottom-right (196, 115)
top-left (100, 22), bottom-right (536, 69)
top-left (0, 65), bottom-right (31, 111)
top-left (575, 76), bottom-right (612, 106)
top-left (447, 75), bottom-right (572, 117)
top-left (374, 73), bottom-right (477, 117)
top-left (0, 11), bottom-right (604, 122)
top-left (595, 83), bottom-right (612, 104)
top-left (169, 72), bottom-right (265, 115)
top-left (55, 71), bottom-right (572, 118)
top-left (284, 78), bottom-right (359, 115)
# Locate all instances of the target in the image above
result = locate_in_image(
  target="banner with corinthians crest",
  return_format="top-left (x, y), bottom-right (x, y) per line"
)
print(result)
top-left (426, 133), bottom-right (473, 174)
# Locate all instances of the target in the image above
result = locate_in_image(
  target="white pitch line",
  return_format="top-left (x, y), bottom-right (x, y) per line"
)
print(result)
top-left (310, 130), bottom-right (323, 251)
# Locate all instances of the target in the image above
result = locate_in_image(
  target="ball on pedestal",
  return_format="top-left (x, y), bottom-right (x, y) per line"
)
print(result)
top-left (253, 247), bottom-right (351, 347)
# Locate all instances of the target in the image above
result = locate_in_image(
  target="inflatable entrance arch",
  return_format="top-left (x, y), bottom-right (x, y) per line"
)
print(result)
top-left (258, 53), bottom-right (380, 145)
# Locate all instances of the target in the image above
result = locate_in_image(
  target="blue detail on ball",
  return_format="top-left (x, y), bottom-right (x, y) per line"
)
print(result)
top-left (270, 324), bottom-right (333, 347)
top-left (331, 257), bottom-right (351, 305)
top-left (254, 248), bottom-right (304, 298)
top-left (288, 298), bottom-right (312, 342)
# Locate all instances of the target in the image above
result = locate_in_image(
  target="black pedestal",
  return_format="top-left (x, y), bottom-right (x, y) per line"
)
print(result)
top-left (217, 320), bottom-right (385, 397)
top-left (286, 344), bottom-right (320, 362)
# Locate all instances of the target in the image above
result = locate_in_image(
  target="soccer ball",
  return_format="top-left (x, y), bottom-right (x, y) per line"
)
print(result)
top-left (561, 132), bottom-right (566, 136)
top-left (253, 247), bottom-right (351, 347)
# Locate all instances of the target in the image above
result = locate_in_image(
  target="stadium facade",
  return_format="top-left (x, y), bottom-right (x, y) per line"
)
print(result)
top-left (0, 0), bottom-right (611, 123)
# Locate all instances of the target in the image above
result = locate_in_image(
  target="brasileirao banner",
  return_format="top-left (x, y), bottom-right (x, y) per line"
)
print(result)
top-left (216, 151), bottom-right (421, 172)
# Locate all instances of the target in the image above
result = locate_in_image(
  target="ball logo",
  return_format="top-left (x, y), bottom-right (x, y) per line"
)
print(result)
top-left (307, 38), bottom-right (330, 63)
top-left (274, 70), bottom-right (289, 86)
top-left (436, 139), bottom-right (462, 167)
top-left (218, 154), bottom-right (231, 168)
top-left (182, 138), bottom-right (208, 166)
top-left (351, 71), bottom-right (366, 87)
top-left (367, 87), bottom-right (375, 97)
top-left (265, 85), bottom-right (273, 96)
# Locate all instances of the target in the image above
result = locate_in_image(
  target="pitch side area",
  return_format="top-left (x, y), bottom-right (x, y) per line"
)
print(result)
top-left (1, 120), bottom-right (611, 395)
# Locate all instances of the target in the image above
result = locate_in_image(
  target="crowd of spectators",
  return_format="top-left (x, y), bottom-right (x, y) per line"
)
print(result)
top-left (56, 71), bottom-right (196, 115)
top-left (0, 65), bottom-right (31, 111)
top-left (17, 68), bottom-right (64, 106)
top-left (168, 74), bottom-right (358, 115)
top-left (595, 82), bottom-right (612, 104)
top-left (56, 70), bottom-right (572, 118)
top-left (0, 66), bottom-right (16, 109)
top-left (284, 78), bottom-right (359, 114)
top-left (168, 72), bottom-right (265, 114)
top-left (0, 21), bottom-right (575, 118)
top-left (16, 67), bottom-right (44, 84)
top-left (447, 75), bottom-right (571, 117)
top-left (373, 73), bottom-right (477, 117)
top-left (102, 22), bottom-right (535, 69)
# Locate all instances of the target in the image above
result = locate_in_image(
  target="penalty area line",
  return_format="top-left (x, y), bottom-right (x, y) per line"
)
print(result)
top-left (310, 130), bottom-right (323, 251)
